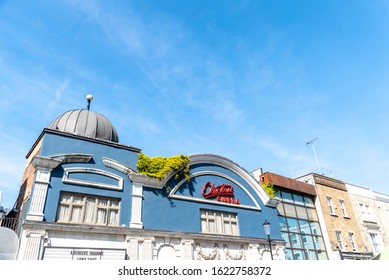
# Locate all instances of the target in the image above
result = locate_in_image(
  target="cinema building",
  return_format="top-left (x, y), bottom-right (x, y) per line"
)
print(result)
top-left (13, 99), bottom-right (285, 260)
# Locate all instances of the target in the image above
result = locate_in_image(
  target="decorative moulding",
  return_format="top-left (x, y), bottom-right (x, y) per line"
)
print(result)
top-left (103, 157), bottom-right (136, 175)
top-left (189, 154), bottom-right (276, 207)
top-left (169, 171), bottom-right (261, 211)
top-left (62, 167), bottom-right (124, 190)
top-left (51, 153), bottom-right (93, 163)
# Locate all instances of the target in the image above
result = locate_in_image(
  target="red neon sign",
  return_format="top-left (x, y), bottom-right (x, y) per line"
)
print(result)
top-left (201, 182), bottom-right (240, 205)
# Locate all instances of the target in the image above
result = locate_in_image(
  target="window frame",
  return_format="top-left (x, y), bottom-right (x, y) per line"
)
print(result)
top-left (359, 202), bottom-right (375, 221)
top-left (200, 209), bottom-right (239, 236)
top-left (276, 190), bottom-right (328, 260)
top-left (326, 196), bottom-right (336, 215)
top-left (338, 199), bottom-right (349, 218)
top-left (335, 230), bottom-right (343, 250)
top-left (56, 192), bottom-right (121, 226)
top-left (348, 232), bottom-right (357, 251)
top-left (368, 232), bottom-right (383, 254)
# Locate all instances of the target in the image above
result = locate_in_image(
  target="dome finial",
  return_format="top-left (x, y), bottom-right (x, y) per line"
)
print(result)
top-left (86, 94), bottom-right (93, 110)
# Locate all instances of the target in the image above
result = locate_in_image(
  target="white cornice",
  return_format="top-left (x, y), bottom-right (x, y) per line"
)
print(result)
top-left (51, 153), bottom-right (93, 163)
top-left (103, 157), bottom-right (136, 175)
top-left (128, 173), bottom-right (164, 189)
top-left (31, 156), bottom-right (62, 170)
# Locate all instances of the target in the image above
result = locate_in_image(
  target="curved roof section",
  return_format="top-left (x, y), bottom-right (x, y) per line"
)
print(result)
top-left (47, 109), bottom-right (119, 143)
top-left (188, 154), bottom-right (278, 207)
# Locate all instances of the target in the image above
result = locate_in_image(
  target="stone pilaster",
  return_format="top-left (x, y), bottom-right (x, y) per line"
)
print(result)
top-left (128, 173), bottom-right (164, 229)
top-left (126, 236), bottom-right (139, 260)
top-left (26, 156), bottom-right (61, 221)
top-left (181, 239), bottom-right (194, 260)
top-left (129, 183), bottom-right (143, 229)
top-left (141, 238), bottom-right (154, 260)
top-left (20, 231), bottom-right (46, 260)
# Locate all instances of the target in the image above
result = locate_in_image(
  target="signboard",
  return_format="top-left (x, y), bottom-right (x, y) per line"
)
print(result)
top-left (169, 174), bottom-right (261, 211)
top-left (201, 182), bottom-right (240, 205)
top-left (43, 247), bottom-right (126, 260)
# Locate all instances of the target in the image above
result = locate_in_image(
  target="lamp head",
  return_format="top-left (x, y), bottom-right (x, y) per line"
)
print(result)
top-left (263, 220), bottom-right (271, 236)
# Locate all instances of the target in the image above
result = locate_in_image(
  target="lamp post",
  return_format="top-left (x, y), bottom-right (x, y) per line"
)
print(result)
top-left (263, 220), bottom-right (273, 260)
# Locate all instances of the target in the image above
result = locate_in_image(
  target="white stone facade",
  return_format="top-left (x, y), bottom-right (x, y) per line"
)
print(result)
top-left (17, 222), bottom-right (285, 260)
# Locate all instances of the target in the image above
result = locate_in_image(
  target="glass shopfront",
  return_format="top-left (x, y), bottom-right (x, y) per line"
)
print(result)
top-left (276, 190), bottom-right (328, 260)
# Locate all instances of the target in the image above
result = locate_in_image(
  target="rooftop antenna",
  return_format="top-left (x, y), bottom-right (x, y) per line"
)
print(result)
top-left (306, 137), bottom-right (322, 175)
top-left (86, 94), bottom-right (93, 110)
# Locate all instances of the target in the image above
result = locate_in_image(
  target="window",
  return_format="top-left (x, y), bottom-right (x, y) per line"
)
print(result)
top-left (303, 235), bottom-right (315, 250)
top-left (306, 208), bottom-right (318, 221)
top-left (293, 194), bottom-right (304, 205)
top-left (335, 230), bottom-right (343, 250)
top-left (57, 193), bottom-right (120, 226)
top-left (369, 232), bottom-right (383, 254)
top-left (315, 236), bottom-right (326, 250)
top-left (290, 233), bottom-right (303, 248)
top-left (286, 218), bottom-right (299, 232)
top-left (359, 203), bottom-right (375, 221)
top-left (304, 196), bottom-right (315, 207)
top-left (301, 231), bottom-right (308, 244)
top-left (281, 191), bottom-right (293, 203)
top-left (339, 199), bottom-right (348, 217)
top-left (296, 205), bottom-right (308, 220)
top-left (284, 203), bottom-right (297, 218)
top-left (348, 232), bottom-right (357, 251)
top-left (276, 190), bottom-right (328, 260)
top-left (305, 250), bottom-right (317, 260)
top-left (310, 221), bottom-right (322, 235)
top-left (326, 196), bottom-right (336, 215)
top-left (293, 250), bottom-right (306, 260)
top-left (200, 209), bottom-right (239, 235)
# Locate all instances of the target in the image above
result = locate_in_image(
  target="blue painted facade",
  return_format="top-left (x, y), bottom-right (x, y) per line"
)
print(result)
top-left (143, 162), bottom-right (282, 240)
top-left (38, 130), bottom-right (138, 225)
top-left (31, 129), bottom-right (282, 242)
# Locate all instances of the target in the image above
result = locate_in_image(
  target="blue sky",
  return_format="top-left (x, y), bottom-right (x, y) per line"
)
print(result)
top-left (1, 0), bottom-right (389, 209)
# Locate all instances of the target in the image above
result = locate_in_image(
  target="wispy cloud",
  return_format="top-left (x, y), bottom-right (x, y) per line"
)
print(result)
top-left (47, 79), bottom-right (71, 113)
top-left (59, 0), bottom-right (245, 121)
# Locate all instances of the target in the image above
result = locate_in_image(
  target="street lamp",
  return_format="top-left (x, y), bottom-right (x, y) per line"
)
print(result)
top-left (263, 220), bottom-right (273, 260)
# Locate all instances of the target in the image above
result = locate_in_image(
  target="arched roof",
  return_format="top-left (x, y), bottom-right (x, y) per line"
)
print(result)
top-left (177, 154), bottom-right (278, 207)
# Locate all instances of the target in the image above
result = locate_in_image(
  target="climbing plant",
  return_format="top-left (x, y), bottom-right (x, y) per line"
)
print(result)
top-left (260, 182), bottom-right (278, 199)
top-left (136, 153), bottom-right (191, 182)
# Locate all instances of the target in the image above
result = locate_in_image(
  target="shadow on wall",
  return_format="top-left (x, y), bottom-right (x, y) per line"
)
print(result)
top-left (149, 176), bottom-right (198, 208)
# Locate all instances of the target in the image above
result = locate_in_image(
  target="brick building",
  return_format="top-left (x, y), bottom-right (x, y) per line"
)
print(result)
top-left (346, 183), bottom-right (389, 256)
top-left (297, 174), bottom-right (373, 259)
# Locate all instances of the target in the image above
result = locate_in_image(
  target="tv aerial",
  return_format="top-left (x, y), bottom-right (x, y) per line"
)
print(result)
top-left (306, 137), bottom-right (322, 175)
